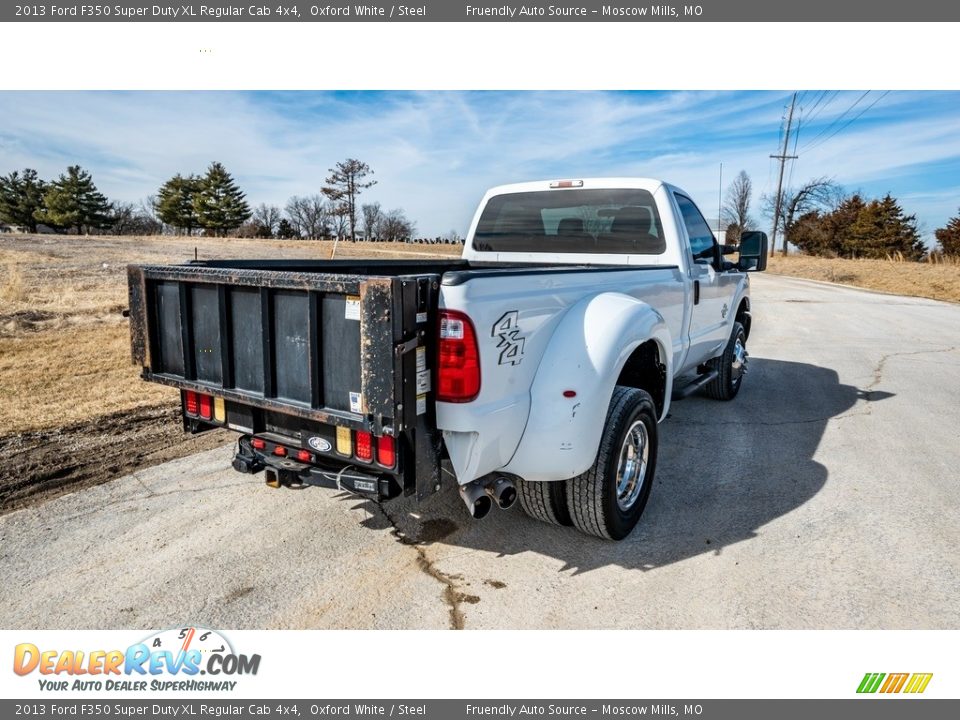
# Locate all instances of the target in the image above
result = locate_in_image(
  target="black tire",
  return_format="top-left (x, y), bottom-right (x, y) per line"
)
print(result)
top-left (704, 321), bottom-right (747, 401)
top-left (566, 386), bottom-right (658, 540)
top-left (518, 479), bottom-right (572, 526)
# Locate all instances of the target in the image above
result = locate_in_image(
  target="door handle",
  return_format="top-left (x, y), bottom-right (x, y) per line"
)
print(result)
top-left (694, 279), bottom-right (700, 305)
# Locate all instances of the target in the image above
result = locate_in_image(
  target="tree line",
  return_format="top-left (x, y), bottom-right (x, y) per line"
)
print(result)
top-left (722, 169), bottom-right (959, 259)
top-left (0, 158), bottom-right (422, 242)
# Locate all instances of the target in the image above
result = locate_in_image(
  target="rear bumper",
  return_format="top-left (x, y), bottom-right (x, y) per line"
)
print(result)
top-left (232, 435), bottom-right (403, 500)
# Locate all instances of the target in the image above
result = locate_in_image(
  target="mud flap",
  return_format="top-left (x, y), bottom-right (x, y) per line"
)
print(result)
top-left (405, 414), bottom-right (443, 501)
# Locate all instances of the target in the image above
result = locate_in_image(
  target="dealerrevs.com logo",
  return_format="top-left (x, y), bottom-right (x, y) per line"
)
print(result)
top-left (857, 672), bottom-right (933, 694)
top-left (13, 626), bottom-right (261, 692)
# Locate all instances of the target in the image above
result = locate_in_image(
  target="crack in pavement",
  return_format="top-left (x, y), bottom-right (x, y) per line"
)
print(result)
top-left (867, 346), bottom-right (959, 391)
top-left (369, 498), bottom-right (471, 630)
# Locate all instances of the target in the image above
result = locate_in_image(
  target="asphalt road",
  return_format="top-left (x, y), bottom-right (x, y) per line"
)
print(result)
top-left (3, 274), bottom-right (959, 629)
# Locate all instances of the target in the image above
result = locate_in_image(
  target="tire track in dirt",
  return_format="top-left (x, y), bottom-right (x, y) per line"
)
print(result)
top-left (0, 404), bottom-right (230, 514)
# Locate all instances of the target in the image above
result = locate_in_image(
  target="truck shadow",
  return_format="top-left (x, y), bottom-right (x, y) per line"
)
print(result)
top-left (348, 358), bottom-right (893, 574)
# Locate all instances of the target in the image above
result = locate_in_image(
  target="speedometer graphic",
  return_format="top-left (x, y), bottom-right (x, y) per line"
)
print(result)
top-left (140, 626), bottom-right (234, 658)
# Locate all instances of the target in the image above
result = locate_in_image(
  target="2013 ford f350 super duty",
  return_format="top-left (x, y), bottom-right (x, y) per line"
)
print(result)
top-left (127, 178), bottom-right (767, 539)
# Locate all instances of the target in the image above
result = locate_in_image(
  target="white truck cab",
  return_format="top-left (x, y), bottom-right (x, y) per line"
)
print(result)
top-left (438, 178), bottom-right (767, 538)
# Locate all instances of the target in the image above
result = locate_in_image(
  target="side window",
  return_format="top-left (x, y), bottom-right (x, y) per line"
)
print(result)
top-left (675, 194), bottom-right (716, 262)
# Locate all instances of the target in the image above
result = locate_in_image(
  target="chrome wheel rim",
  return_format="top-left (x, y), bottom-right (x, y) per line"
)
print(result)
top-left (616, 420), bottom-right (649, 511)
top-left (731, 337), bottom-right (747, 384)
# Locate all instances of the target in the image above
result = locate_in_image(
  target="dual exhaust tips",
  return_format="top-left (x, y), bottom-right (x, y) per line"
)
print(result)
top-left (459, 475), bottom-right (518, 520)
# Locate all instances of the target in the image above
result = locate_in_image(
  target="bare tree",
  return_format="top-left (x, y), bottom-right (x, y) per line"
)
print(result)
top-left (252, 203), bottom-right (281, 238)
top-left (110, 201), bottom-right (136, 235)
top-left (110, 200), bottom-right (163, 236)
top-left (285, 195), bottom-right (331, 239)
top-left (764, 177), bottom-right (840, 255)
top-left (284, 195), bottom-right (308, 238)
top-left (721, 170), bottom-right (753, 242)
top-left (361, 202), bottom-right (383, 241)
top-left (379, 208), bottom-right (416, 242)
top-left (329, 204), bottom-right (350, 239)
top-left (322, 158), bottom-right (377, 242)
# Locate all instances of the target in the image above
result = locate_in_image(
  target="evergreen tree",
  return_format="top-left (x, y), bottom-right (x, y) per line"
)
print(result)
top-left (827, 194), bottom-right (867, 257)
top-left (35, 165), bottom-right (111, 234)
top-left (848, 194), bottom-right (924, 259)
top-left (789, 193), bottom-right (925, 260)
top-left (788, 211), bottom-right (828, 256)
top-left (934, 210), bottom-right (960, 256)
top-left (193, 162), bottom-right (250, 236)
top-left (0, 169), bottom-right (47, 232)
top-left (156, 174), bottom-right (202, 235)
top-left (276, 218), bottom-right (295, 239)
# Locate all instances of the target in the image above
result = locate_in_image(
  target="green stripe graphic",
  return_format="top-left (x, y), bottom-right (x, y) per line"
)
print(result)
top-left (857, 673), bottom-right (886, 693)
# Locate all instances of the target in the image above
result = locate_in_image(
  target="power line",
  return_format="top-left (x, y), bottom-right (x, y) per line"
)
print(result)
top-left (786, 115), bottom-right (802, 194)
top-left (804, 91), bottom-right (839, 126)
top-left (798, 90), bottom-right (871, 151)
top-left (802, 91), bottom-right (891, 153)
top-left (804, 90), bottom-right (829, 118)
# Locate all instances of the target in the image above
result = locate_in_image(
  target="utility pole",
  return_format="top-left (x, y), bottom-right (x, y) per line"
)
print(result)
top-left (770, 92), bottom-right (799, 256)
top-left (717, 162), bottom-right (723, 243)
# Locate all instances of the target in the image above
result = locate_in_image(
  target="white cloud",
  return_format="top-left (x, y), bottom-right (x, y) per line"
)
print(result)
top-left (0, 90), bottom-right (957, 237)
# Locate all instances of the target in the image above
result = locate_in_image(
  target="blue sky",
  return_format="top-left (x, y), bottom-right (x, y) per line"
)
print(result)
top-left (0, 90), bottom-right (958, 242)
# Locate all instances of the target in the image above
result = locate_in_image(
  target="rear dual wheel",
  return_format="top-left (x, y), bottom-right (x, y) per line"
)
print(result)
top-left (519, 386), bottom-right (658, 540)
top-left (518, 477), bottom-right (571, 527)
top-left (566, 386), bottom-right (658, 540)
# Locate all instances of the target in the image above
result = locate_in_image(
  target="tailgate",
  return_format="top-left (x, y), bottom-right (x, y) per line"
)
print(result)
top-left (127, 263), bottom-right (436, 440)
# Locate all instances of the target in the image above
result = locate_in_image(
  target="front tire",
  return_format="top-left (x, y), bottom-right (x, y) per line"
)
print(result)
top-left (704, 321), bottom-right (747, 401)
top-left (566, 386), bottom-right (658, 540)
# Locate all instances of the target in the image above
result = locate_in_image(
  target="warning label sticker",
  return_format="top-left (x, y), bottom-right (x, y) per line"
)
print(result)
top-left (417, 369), bottom-right (431, 394)
top-left (345, 295), bottom-right (361, 321)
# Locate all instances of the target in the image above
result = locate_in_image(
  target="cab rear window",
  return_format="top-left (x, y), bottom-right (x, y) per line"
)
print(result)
top-left (473, 188), bottom-right (666, 255)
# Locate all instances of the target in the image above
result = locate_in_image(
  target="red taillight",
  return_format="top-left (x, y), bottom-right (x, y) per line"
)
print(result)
top-left (185, 391), bottom-right (199, 416)
top-left (198, 394), bottom-right (212, 420)
top-left (377, 435), bottom-right (396, 467)
top-left (273, 446), bottom-right (287, 457)
top-left (251, 438), bottom-right (266, 450)
top-left (355, 431), bottom-right (373, 461)
top-left (296, 449), bottom-right (312, 463)
top-left (437, 310), bottom-right (481, 402)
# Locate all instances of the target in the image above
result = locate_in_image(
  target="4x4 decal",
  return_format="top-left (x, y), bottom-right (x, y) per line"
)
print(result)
top-left (492, 311), bottom-right (526, 366)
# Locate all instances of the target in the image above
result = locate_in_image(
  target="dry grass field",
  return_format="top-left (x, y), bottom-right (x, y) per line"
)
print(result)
top-left (766, 254), bottom-right (960, 304)
top-left (0, 233), bottom-right (459, 433)
top-left (0, 233), bottom-right (458, 509)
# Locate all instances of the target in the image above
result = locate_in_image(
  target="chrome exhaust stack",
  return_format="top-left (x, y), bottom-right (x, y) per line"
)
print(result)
top-left (485, 475), bottom-right (517, 510)
top-left (459, 480), bottom-right (492, 520)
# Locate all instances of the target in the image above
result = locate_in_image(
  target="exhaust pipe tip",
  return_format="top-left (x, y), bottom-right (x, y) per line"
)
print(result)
top-left (459, 481), bottom-right (493, 520)
top-left (486, 476), bottom-right (517, 510)
top-left (471, 495), bottom-right (493, 520)
top-left (497, 485), bottom-right (517, 510)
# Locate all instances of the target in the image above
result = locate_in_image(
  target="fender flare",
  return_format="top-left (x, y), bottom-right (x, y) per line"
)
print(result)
top-left (733, 289), bottom-right (751, 339)
top-left (502, 292), bottom-right (673, 483)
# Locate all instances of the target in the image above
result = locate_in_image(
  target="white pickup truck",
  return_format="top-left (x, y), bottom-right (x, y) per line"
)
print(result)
top-left (127, 178), bottom-right (767, 540)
